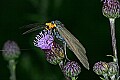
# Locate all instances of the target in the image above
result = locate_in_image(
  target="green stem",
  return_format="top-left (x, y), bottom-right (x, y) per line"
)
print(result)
top-left (109, 18), bottom-right (118, 62)
top-left (59, 61), bottom-right (71, 80)
top-left (9, 60), bottom-right (16, 80)
top-left (109, 18), bottom-right (119, 79)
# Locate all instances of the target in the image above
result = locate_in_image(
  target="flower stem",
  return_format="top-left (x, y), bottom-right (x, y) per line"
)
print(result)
top-left (59, 61), bottom-right (71, 80)
top-left (109, 18), bottom-right (119, 79)
top-left (109, 18), bottom-right (118, 62)
top-left (9, 60), bottom-right (16, 80)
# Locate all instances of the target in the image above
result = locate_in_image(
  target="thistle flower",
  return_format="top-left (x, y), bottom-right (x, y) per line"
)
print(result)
top-left (33, 29), bottom-right (54, 50)
top-left (108, 62), bottom-right (118, 77)
top-left (45, 50), bottom-right (61, 65)
top-left (2, 40), bottom-right (20, 61)
top-left (45, 42), bottom-right (64, 65)
top-left (102, 0), bottom-right (120, 18)
top-left (63, 61), bottom-right (81, 78)
top-left (93, 61), bottom-right (109, 75)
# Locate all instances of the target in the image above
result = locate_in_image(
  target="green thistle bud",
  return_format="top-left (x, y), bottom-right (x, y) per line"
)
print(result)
top-left (63, 61), bottom-right (81, 77)
top-left (45, 50), bottom-right (62, 65)
top-left (2, 40), bottom-right (20, 61)
top-left (108, 62), bottom-right (118, 76)
top-left (93, 61), bottom-right (109, 75)
top-left (102, 0), bottom-right (120, 18)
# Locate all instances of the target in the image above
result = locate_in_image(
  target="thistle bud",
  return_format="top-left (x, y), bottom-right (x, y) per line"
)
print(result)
top-left (63, 61), bottom-right (81, 77)
top-left (102, 0), bottom-right (120, 18)
top-left (51, 42), bottom-right (64, 59)
top-left (45, 42), bottom-right (64, 65)
top-left (2, 40), bottom-right (20, 61)
top-left (45, 50), bottom-right (62, 65)
top-left (108, 62), bottom-right (118, 76)
top-left (93, 61), bottom-right (109, 75)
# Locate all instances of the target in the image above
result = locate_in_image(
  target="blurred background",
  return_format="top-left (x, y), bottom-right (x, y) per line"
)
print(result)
top-left (0, 0), bottom-right (120, 80)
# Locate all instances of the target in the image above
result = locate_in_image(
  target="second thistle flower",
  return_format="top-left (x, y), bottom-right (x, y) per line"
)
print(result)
top-left (63, 61), bottom-right (81, 78)
top-left (102, 0), bottom-right (120, 18)
top-left (93, 61), bottom-right (109, 75)
top-left (2, 40), bottom-right (20, 61)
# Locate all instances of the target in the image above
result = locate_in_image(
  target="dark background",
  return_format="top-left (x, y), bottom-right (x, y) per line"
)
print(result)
top-left (0, 0), bottom-right (120, 80)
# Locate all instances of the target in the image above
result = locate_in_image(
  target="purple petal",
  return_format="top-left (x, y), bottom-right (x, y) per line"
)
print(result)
top-left (33, 30), bottom-right (54, 50)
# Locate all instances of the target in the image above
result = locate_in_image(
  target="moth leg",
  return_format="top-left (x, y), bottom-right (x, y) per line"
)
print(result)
top-left (64, 42), bottom-right (70, 61)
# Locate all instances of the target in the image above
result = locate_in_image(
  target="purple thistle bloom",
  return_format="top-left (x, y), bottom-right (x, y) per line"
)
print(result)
top-left (102, 0), bottom-right (120, 18)
top-left (33, 29), bottom-right (54, 50)
top-left (93, 61), bottom-right (109, 75)
top-left (2, 40), bottom-right (20, 61)
top-left (63, 61), bottom-right (81, 77)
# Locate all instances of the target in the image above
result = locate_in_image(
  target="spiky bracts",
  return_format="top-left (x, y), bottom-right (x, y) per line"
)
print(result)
top-left (63, 61), bottom-right (81, 78)
top-left (102, 0), bottom-right (120, 18)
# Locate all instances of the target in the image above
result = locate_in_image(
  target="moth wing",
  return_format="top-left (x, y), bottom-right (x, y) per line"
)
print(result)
top-left (21, 23), bottom-right (44, 35)
top-left (57, 25), bottom-right (89, 69)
